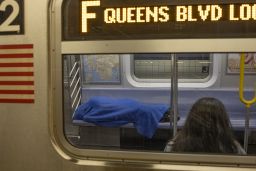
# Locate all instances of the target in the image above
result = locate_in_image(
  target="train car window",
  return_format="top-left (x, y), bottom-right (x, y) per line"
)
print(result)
top-left (62, 53), bottom-right (256, 154)
top-left (133, 53), bottom-right (211, 80)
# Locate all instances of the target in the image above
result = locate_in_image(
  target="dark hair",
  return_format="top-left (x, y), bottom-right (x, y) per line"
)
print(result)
top-left (171, 97), bottom-right (238, 153)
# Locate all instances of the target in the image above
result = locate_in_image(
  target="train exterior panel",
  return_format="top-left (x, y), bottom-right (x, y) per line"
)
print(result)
top-left (0, 0), bottom-right (60, 170)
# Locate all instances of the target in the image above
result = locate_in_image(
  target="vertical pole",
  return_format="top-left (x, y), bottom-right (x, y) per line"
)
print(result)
top-left (244, 107), bottom-right (250, 152)
top-left (171, 54), bottom-right (178, 136)
top-left (239, 54), bottom-right (256, 152)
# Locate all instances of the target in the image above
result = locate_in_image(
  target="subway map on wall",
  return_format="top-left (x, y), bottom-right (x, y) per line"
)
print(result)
top-left (83, 55), bottom-right (120, 84)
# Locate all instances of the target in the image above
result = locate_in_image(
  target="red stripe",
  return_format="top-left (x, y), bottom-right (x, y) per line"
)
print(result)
top-left (0, 44), bottom-right (33, 49)
top-left (0, 63), bottom-right (33, 67)
top-left (0, 81), bottom-right (34, 85)
top-left (0, 90), bottom-right (34, 94)
top-left (0, 54), bottom-right (33, 58)
top-left (0, 99), bottom-right (34, 103)
top-left (0, 72), bottom-right (33, 76)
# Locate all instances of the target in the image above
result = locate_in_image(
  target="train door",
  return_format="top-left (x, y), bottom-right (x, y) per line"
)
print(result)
top-left (49, 0), bottom-right (256, 170)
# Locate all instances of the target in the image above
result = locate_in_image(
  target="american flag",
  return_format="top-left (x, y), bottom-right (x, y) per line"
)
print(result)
top-left (0, 44), bottom-right (34, 103)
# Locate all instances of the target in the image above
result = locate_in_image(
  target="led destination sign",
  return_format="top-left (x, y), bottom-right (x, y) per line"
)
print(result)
top-left (62, 0), bottom-right (256, 40)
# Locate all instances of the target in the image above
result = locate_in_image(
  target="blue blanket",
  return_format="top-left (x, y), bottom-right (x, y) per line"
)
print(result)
top-left (73, 96), bottom-right (169, 138)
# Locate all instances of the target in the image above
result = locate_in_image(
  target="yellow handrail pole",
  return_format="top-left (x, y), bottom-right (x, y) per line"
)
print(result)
top-left (239, 53), bottom-right (256, 152)
top-left (239, 53), bottom-right (256, 108)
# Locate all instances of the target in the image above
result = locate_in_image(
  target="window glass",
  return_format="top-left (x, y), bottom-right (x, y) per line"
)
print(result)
top-left (134, 53), bottom-right (210, 79)
top-left (62, 53), bottom-right (256, 155)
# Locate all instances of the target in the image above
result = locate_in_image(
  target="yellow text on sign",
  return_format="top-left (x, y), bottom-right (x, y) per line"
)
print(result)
top-left (81, 0), bottom-right (100, 33)
top-left (104, 6), bottom-right (169, 23)
top-left (80, 2), bottom-right (256, 34)
top-left (176, 5), bottom-right (222, 21)
top-left (230, 4), bottom-right (256, 20)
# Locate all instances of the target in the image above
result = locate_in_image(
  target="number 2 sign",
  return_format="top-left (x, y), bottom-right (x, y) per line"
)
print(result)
top-left (0, 0), bottom-right (24, 35)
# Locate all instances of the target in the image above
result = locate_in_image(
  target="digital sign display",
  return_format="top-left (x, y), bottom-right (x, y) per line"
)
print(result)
top-left (62, 0), bottom-right (256, 40)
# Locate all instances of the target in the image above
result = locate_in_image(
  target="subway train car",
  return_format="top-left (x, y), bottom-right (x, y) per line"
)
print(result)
top-left (0, 0), bottom-right (256, 171)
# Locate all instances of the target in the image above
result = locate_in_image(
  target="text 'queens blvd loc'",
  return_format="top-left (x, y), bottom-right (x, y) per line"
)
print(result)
top-left (62, 1), bottom-right (256, 40)
top-left (82, 2), bottom-right (256, 32)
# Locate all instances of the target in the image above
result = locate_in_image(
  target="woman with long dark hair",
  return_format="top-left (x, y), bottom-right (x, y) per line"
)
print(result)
top-left (165, 97), bottom-right (246, 154)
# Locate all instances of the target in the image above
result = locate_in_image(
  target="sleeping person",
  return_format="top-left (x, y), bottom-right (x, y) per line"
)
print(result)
top-left (73, 96), bottom-right (169, 138)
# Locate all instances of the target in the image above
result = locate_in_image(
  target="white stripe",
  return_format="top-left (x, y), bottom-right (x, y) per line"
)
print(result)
top-left (0, 49), bottom-right (33, 54)
top-left (0, 76), bottom-right (34, 81)
top-left (0, 67), bottom-right (34, 72)
top-left (0, 58), bottom-right (34, 62)
top-left (0, 94), bottom-right (34, 99)
top-left (0, 86), bottom-right (34, 90)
